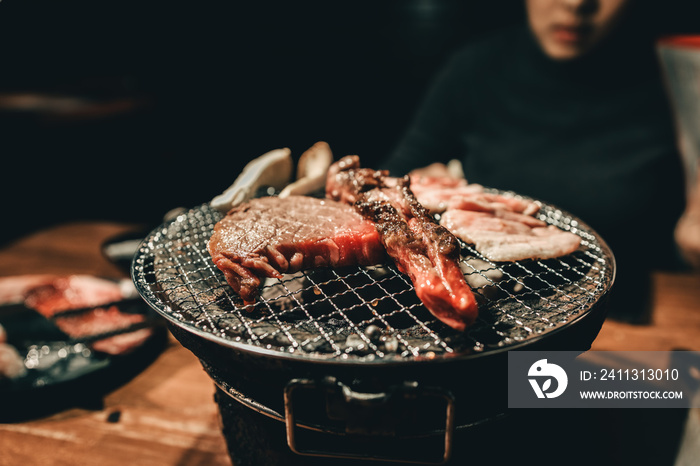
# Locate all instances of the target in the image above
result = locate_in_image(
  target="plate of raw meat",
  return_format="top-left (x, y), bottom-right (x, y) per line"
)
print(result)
top-left (0, 275), bottom-right (167, 421)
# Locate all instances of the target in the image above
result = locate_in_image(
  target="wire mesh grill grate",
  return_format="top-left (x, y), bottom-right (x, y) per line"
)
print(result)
top-left (132, 198), bottom-right (614, 363)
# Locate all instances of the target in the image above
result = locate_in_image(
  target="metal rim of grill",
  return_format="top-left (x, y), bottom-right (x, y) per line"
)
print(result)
top-left (131, 193), bottom-right (615, 365)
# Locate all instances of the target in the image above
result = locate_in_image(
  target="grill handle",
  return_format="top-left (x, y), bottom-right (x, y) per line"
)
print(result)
top-left (284, 376), bottom-right (456, 464)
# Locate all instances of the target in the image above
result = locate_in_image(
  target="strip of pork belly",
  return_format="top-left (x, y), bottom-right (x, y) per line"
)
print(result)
top-left (208, 196), bottom-right (385, 304)
top-left (440, 210), bottom-right (581, 262)
top-left (409, 175), bottom-right (578, 261)
top-left (410, 175), bottom-right (539, 216)
top-left (327, 156), bottom-right (478, 331)
top-left (409, 176), bottom-right (483, 214)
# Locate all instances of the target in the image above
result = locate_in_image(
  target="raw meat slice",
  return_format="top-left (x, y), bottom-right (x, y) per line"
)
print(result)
top-left (440, 210), bottom-right (581, 262)
top-left (53, 307), bottom-right (151, 355)
top-left (446, 192), bottom-right (540, 217)
top-left (208, 196), bottom-right (385, 303)
top-left (17, 275), bottom-right (153, 355)
top-left (409, 177), bottom-right (482, 213)
top-left (409, 175), bottom-right (539, 215)
top-left (327, 156), bottom-right (478, 331)
top-left (24, 276), bottom-right (124, 316)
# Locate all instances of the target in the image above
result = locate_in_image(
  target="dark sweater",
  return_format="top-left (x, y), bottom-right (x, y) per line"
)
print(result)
top-left (382, 24), bottom-right (686, 319)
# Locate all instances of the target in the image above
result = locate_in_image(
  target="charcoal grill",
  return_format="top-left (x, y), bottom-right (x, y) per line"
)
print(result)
top-left (132, 193), bottom-right (615, 465)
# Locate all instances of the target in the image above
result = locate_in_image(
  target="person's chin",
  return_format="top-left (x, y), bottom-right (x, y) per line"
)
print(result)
top-left (541, 40), bottom-right (591, 61)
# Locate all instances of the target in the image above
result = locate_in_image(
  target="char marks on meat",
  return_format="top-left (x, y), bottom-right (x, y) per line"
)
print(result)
top-left (208, 196), bottom-right (385, 303)
top-left (326, 156), bottom-right (478, 331)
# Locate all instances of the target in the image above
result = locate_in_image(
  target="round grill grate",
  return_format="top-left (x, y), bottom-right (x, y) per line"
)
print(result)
top-left (132, 196), bottom-right (614, 363)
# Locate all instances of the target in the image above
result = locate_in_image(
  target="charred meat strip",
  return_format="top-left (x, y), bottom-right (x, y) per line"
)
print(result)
top-left (208, 196), bottom-right (386, 303)
top-left (326, 156), bottom-right (478, 331)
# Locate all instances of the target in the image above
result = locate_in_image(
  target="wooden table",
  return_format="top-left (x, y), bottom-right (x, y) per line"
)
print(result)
top-left (0, 222), bottom-right (699, 466)
top-left (0, 222), bottom-right (231, 466)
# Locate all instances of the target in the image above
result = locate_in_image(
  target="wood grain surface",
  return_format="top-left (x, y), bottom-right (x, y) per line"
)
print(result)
top-left (0, 222), bottom-right (231, 466)
top-left (0, 221), bottom-right (698, 466)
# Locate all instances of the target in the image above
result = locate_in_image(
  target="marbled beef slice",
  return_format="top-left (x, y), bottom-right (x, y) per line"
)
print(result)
top-left (207, 196), bottom-right (385, 303)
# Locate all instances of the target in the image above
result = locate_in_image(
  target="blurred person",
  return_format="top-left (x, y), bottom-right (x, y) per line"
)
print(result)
top-left (382, 0), bottom-right (700, 323)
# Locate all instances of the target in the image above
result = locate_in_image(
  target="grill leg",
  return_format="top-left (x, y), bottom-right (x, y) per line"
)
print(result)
top-left (215, 386), bottom-right (452, 466)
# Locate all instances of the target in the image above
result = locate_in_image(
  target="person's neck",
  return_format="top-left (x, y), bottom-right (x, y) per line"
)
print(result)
top-left (523, 23), bottom-right (658, 88)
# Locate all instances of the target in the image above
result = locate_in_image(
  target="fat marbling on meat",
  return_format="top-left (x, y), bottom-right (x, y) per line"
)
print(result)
top-left (409, 175), bottom-right (540, 215)
top-left (20, 275), bottom-right (153, 355)
top-left (440, 206), bottom-right (581, 262)
top-left (208, 196), bottom-right (386, 303)
top-left (410, 175), bottom-right (581, 262)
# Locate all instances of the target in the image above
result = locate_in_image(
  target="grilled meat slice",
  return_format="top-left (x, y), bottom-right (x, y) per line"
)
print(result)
top-left (327, 156), bottom-right (478, 331)
top-left (440, 210), bottom-right (581, 262)
top-left (208, 196), bottom-right (385, 303)
top-left (409, 175), bottom-right (580, 261)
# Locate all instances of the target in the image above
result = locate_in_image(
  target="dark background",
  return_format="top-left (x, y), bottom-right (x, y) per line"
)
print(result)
top-left (1, 0), bottom-right (698, 245)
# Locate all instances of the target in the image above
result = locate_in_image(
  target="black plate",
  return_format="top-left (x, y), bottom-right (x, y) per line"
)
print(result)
top-left (0, 278), bottom-right (167, 422)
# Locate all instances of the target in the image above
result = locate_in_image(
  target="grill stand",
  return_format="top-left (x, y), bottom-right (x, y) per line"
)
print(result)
top-left (285, 377), bottom-right (455, 464)
top-left (214, 381), bottom-right (485, 466)
top-left (133, 199), bottom-right (616, 466)
top-left (166, 295), bottom-right (609, 465)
